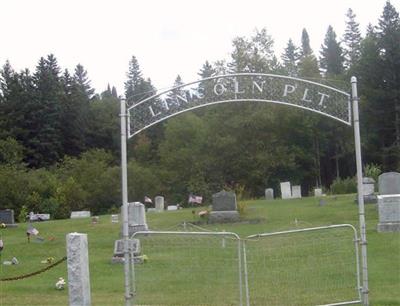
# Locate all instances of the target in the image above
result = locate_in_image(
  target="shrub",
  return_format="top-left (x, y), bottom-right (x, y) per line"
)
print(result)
top-left (330, 177), bottom-right (357, 194)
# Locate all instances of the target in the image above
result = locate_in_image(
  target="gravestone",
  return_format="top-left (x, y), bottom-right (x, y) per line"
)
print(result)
top-left (209, 190), bottom-right (240, 223)
top-left (0, 209), bottom-right (17, 227)
top-left (70, 211), bottom-right (91, 219)
top-left (265, 188), bottom-right (274, 200)
top-left (155, 196), bottom-right (164, 212)
top-left (378, 172), bottom-right (400, 195)
top-left (111, 239), bottom-right (143, 264)
top-left (362, 177), bottom-right (377, 204)
top-left (314, 188), bottom-right (323, 197)
top-left (127, 202), bottom-right (148, 236)
top-left (111, 214), bottom-right (119, 223)
top-left (29, 212), bottom-right (50, 222)
top-left (66, 233), bottom-right (91, 306)
top-left (377, 195), bottom-right (400, 232)
top-left (167, 205), bottom-right (178, 211)
top-left (291, 185), bottom-right (302, 199)
top-left (280, 182), bottom-right (292, 199)
top-left (377, 172), bottom-right (400, 232)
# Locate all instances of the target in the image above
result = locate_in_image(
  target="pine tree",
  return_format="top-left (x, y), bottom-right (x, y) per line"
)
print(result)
top-left (125, 56), bottom-right (149, 104)
top-left (27, 54), bottom-right (63, 167)
top-left (198, 61), bottom-right (216, 79)
top-left (298, 29), bottom-right (320, 78)
top-left (376, 1), bottom-right (400, 168)
top-left (320, 25), bottom-right (344, 76)
top-left (343, 8), bottom-right (362, 70)
top-left (281, 39), bottom-right (300, 76)
top-left (300, 29), bottom-right (312, 57)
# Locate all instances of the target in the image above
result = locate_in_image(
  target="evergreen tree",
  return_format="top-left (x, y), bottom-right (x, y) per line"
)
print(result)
top-left (281, 39), bottom-right (300, 76)
top-left (28, 54), bottom-right (63, 167)
top-left (124, 56), bottom-right (154, 105)
top-left (298, 29), bottom-right (320, 78)
top-left (198, 61), bottom-right (216, 79)
top-left (376, 1), bottom-right (400, 168)
top-left (343, 8), bottom-right (362, 70)
top-left (320, 25), bottom-right (344, 76)
top-left (300, 28), bottom-right (312, 57)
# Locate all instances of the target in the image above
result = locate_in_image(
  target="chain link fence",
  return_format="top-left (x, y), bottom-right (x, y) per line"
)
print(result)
top-left (131, 224), bottom-right (361, 306)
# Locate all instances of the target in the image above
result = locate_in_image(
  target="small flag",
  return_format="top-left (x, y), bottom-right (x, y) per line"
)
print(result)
top-left (144, 196), bottom-right (152, 203)
top-left (188, 195), bottom-right (203, 204)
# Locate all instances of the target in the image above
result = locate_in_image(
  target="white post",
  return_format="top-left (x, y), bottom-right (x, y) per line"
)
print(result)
top-left (120, 98), bottom-right (132, 305)
top-left (351, 76), bottom-right (369, 306)
top-left (66, 233), bottom-right (91, 306)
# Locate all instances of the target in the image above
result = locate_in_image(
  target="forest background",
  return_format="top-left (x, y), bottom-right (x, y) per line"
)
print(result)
top-left (0, 2), bottom-right (399, 219)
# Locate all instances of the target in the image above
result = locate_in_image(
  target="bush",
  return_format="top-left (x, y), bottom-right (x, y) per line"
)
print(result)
top-left (330, 177), bottom-right (357, 194)
top-left (364, 163), bottom-right (382, 182)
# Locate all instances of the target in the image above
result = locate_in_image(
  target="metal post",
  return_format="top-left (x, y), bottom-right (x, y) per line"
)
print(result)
top-left (120, 98), bottom-right (132, 306)
top-left (351, 76), bottom-right (369, 305)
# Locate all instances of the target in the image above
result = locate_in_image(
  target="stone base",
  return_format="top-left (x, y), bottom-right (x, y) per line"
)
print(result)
top-left (119, 224), bottom-right (148, 238)
top-left (111, 255), bottom-right (143, 264)
top-left (364, 194), bottom-right (378, 204)
top-left (377, 222), bottom-right (400, 232)
top-left (3, 224), bottom-right (18, 228)
top-left (209, 211), bottom-right (240, 223)
top-left (354, 195), bottom-right (378, 204)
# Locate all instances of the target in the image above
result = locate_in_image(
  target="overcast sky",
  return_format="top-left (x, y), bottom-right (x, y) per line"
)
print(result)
top-left (0, 0), bottom-right (395, 95)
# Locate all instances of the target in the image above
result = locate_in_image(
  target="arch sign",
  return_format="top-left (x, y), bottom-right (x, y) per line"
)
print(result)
top-left (127, 73), bottom-right (351, 138)
top-left (120, 74), bottom-right (369, 306)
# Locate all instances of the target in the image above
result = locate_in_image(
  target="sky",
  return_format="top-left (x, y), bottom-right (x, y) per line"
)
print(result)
top-left (0, 0), bottom-right (396, 95)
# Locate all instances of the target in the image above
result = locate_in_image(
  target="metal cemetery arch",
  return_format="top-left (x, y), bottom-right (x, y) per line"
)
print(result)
top-left (119, 73), bottom-right (369, 305)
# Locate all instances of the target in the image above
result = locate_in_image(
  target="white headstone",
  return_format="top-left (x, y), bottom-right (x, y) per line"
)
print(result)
top-left (66, 233), bottom-right (91, 306)
top-left (314, 188), bottom-right (323, 197)
top-left (265, 188), bottom-right (274, 200)
top-left (377, 195), bottom-right (400, 232)
top-left (111, 214), bottom-right (119, 223)
top-left (128, 202), bottom-right (147, 226)
top-left (362, 177), bottom-right (375, 196)
top-left (378, 172), bottom-right (400, 195)
top-left (70, 211), bottom-right (91, 219)
top-left (167, 205), bottom-right (178, 211)
top-left (280, 182), bottom-right (292, 199)
top-left (155, 196), bottom-right (164, 212)
top-left (291, 185), bottom-right (302, 199)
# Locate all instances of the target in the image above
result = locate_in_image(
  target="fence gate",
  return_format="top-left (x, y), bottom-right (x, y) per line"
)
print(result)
top-left (244, 224), bottom-right (362, 306)
top-left (131, 231), bottom-right (243, 306)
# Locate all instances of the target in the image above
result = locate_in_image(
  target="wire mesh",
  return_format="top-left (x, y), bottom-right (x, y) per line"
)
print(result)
top-left (132, 232), bottom-right (242, 306)
top-left (244, 226), bottom-right (360, 306)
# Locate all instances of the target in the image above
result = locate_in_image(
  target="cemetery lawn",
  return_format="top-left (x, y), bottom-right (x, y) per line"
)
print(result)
top-left (0, 194), bottom-right (399, 306)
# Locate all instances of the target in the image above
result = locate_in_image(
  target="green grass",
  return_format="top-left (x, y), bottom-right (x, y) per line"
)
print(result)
top-left (0, 194), bottom-right (399, 305)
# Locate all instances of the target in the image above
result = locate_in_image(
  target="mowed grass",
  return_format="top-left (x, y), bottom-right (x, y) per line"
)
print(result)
top-left (0, 194), bottom-right (398, 305)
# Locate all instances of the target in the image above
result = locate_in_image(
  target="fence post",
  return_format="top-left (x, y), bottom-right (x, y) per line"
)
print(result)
top-left (66, 233), bottom-right (91, 306)
top-left (351, 76), bottom-right (369, 306)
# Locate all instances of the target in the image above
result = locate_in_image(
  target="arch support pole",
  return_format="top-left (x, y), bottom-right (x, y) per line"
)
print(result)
top-left (120, 98), bottom-right (132, 306)
top-left (351, 76), bottom-right (369, 306)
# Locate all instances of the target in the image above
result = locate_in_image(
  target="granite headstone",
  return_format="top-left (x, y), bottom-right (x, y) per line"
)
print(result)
top-left (265, 188), bottom-right (274, 200)
top-left (314, 188), bottom-right (323, 197)
top-left (209, 190), bottom-right (240, 223)
top-left (280, 182), bottom-right (292, 199)
top-left (291, 185), bottom-right (302, 199)
top-left (155, 196), bottom-right (164, 212)
top-left (0, 209), bottom-right (16, 226)
top-left (378, 172), bottom-right (400, 195)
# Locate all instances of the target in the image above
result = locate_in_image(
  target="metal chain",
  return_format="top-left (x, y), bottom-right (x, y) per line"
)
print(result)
top-left (0, 256), bottom-right (67, 282)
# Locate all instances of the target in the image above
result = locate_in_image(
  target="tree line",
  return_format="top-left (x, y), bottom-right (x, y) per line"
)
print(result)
top-left (0, 2), bottom-right (399, 218)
